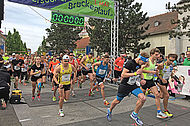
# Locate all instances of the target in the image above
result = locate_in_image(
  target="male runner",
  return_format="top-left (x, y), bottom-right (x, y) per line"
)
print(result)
top-left (49, 55), bottom-right (60, 91)
top-left (80, 52), bottom-right (94, 92)
top-left (69, 52), bottom-right (78, 96)
top-left (141, 48), bottom-right (167, 118)
top-left (53, 55), bottom-right (76, 117)
top-left (107, 52), bottom-right (149, 125)
top-left (90, 55), bottom-right (111, 106)
top-left (157, 54), bottom-right (177, 118)
top-left (111, 54), bottom-right (125, 83)
top-left (12, 54), bottom-right (24, 89)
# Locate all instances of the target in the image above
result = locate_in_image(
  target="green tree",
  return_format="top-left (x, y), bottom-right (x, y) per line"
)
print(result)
top-left (45, 24), bottom-right (81, 54)
top-left (88, 0), bottom-right (150, 56)
top-left (88, 19), bottom-right (111, 55)
top-left (6, 28), bottom-right (27, 54)
top-left (166, 1), bottom-right (190, 39)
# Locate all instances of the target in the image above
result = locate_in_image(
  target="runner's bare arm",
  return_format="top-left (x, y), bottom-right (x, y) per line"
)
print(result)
top-left (92, 62), bottom-right (101, 74)
top-left (121, 68), bottom-right (136, 78)
top-left (80, 56), bottom-right (87, 68)
top-left (107, 63), bottom-right (112, 78)
top-left (53, 66), bottom-right (61, 84)
top-left (72, 65), bottom-right (77, 79)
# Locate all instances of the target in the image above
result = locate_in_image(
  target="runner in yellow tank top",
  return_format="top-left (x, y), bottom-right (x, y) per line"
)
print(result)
top-left (53, 55), bottom-right (76, 117)
top-left (80, 52), bottom-right (94, 91)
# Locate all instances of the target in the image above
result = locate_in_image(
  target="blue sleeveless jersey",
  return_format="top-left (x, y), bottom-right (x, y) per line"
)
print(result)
top-left (96, 61), bottom-right (108, 78)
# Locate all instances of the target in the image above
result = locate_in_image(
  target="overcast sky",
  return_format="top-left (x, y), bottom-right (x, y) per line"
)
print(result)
top-left (1, 0), bottom-right (180, 53)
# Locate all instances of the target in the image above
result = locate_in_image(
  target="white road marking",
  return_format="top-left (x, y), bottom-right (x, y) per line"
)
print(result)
top-left (19, 118), bottom-right (31, 122)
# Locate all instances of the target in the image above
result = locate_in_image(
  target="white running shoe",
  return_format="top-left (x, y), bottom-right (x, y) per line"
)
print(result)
top-left (59, 110), bottom-right (65, 117)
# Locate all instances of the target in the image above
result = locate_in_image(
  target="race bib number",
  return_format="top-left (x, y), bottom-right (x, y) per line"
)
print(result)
top-left (62, 74), bottom-right (71, 82)
top-left (21, 68), bottom-right (27, 72)
top-left (86, 63), bottom-right (91, 68)
top-left (34, 70), bottom-right (41, 77)
top-left (14, 66), bottom-right (20, 70)
top-left (99, 69), bottom-right (106, 75)
top-left (147, 69), bottom-right (154, 77)
top-left (127, 75), bottom-right (141, 85)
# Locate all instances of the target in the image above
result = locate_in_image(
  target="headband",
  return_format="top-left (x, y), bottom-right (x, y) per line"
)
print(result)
top-left (138, 54), bottom-right (149, 62)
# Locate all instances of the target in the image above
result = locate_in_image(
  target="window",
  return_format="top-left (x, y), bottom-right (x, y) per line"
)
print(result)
top-left (154, 21), bottom-right (160, 27)
top-left (157, 46), bottom-right (165, 56)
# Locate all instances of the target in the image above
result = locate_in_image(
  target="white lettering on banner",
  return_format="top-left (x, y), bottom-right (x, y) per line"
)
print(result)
top-left (173, 66), bottom-right (190, 96)
top-left (62, 74), bottom-right (71, 82)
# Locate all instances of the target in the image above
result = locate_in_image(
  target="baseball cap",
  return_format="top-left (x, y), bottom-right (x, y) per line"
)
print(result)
top-left (63, 55), bottom-right (69, 60)
top-left (12, 53), bottom-right (15, 55)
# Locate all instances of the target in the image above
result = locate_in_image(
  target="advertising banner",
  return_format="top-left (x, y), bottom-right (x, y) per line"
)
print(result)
top-left (170, 66), bottom-right (190, 96)
top-left (8, 0), bottom-right (115, 20)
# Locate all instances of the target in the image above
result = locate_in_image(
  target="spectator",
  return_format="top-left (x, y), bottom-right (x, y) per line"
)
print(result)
top-left (3, 53), bottom-right (9, 62)
top-left (0, 62), bottom-right (11, 107)
top-left (178, 53), bottom-right (186, 65)
top-left (183, 51), bottom-right (190, 66)
top-left (157, 54), bottom-right (164, 64)
top-left (183, 51), bottom-right (190, 100)
top-left (0, 49), bottom-right (3, 65)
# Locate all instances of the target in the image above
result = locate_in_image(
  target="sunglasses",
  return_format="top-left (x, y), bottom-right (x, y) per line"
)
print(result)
top-left (64, 60), bottom-right (69, 62)
top-left (70, 55), bottom-right (74, 56)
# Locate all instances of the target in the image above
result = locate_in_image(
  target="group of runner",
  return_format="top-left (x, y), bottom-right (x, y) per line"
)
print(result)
top-left (1, 48), bottom-right (177, 125)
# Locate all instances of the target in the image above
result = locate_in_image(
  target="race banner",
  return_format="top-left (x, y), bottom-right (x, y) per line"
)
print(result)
top-left (170, 66), bottom-right (190, 96)
top-left (8, 0), bottom-right (115, 20)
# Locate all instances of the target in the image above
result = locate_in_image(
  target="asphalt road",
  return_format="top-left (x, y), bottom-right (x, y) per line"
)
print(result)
top-left (1, 80), bottom-right (190, 126)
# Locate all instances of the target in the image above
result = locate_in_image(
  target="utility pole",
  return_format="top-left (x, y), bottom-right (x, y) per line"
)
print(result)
top-left (0, 0), bottom-right (4, 28)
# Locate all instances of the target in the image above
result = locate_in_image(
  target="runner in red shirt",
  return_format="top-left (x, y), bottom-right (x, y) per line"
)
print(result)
top-left (49, 55), bottom-right (60, 91)
top-left (76, 55), bottom-right (83, 88)
top-left (69, 52), bottom-right (78, 96)
top-left (112, 54), bottom-right (125, 83)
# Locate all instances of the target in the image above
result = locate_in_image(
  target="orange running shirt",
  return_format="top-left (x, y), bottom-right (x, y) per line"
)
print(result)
top-left (114, 57), bottom-right (125, 71)
top-left (49, 60), bottom-right (60, 72)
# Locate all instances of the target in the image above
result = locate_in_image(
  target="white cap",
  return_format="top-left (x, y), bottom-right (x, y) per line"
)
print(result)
top-left (12, 53), bottom-right (15, 55)
top-left (63, 55), bottom-right (69, 60)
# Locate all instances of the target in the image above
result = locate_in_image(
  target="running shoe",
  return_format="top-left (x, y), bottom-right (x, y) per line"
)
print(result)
top-left (104, 100), bottom-right (110, 106)
top-left (37, 95), bottom-right (41, 101)
top-left (32, 96), bottom-right (35, 100)
top-left (107, 108), bottom-right (112, 121)
top-left (145, 89), bottom-right (151, 96)
top-left (89, 89), bottom-right (94, 96)
top-left (130, 112), bottom-right (143, 125)
top-left (1, 99), bottom-right (6, 109)
top-left (96, 88), bottom-right (99, 92)
top-left (71, 91), bottom-right (75, 97)
top-left (52, 96), bottom-right (56, 102)
top-left (51, 87), bottom-right (54, 91)
top-left (157, 111), bottom-right (167, 119)
top-left (64, 99), bottom-right (67, 102)
top-left (163, 110), bottom-right (173, 118)
top-left (59, 110), bottom-right (64, 117)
